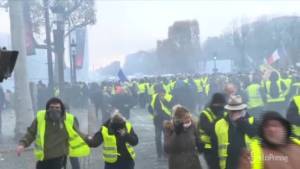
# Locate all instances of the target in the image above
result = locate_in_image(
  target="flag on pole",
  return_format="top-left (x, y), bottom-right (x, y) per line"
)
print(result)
top-left (267, 49), bottom-right (281, 65)
top-left (117, 69), bottom-right (128, 82)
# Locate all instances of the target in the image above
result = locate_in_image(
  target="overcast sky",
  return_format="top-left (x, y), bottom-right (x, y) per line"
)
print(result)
top-left (1, 0), bottom-right (300, 69)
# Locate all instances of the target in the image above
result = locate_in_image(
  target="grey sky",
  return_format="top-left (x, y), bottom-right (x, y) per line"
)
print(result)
top-left (88, 0), bottom-right (300, 69)
top-left (1, 1), bottom-right (300, 70)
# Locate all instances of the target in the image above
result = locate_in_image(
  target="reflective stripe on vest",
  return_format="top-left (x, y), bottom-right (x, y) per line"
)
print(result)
top-left (199, 108), bottom-right (217, 149)
top-left (205, 84), bottom-right (210, 96)
top-left (282, 78), bottom-right (292, 96)
top-left (265, 80), bottom-right (285, 103)
top-left (150, 94), bottom-right (172, 116)
top-left (201, 76), bottom-right (208, 85)
top-left (246, 84), bottom-right (264, 109)
top-left (292, 96), bottom-right (300, 137)
top-left (170, 81), bottom-right (176, 90)
top-left (202, 108), bottom-right (217, 123)
top-left (35, 110), bottom-right (90, 161)
top-left (163, 84), bottom-right (170, 94)
top-left (101, 122), bottom-right (136, 163)
top-left (215, 116), bottom-right (254, 169)
top-left (65, 113), bottom-right (90, 157)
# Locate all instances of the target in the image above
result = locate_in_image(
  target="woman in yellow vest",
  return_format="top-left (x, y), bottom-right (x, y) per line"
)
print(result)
top-left (86, 112), bottom-right (138, 169)
top-left (16, 97), bottom-right (90, 169)
top-left (239, 111), bottom-right (300, 169)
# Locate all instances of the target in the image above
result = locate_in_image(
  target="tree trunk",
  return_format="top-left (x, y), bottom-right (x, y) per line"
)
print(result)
top-left (8, 0), bottom-right (34, 137)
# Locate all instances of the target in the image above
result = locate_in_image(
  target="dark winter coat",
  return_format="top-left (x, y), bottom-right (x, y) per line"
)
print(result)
top-left (164, 120), bottom-right (202, 169)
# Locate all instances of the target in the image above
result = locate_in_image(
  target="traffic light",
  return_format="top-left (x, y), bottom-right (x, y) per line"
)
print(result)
top-left (0, 49), bottom-right (18, 82)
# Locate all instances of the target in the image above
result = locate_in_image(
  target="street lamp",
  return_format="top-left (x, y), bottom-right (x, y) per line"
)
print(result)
top-left (51, 2), bottom-right (66, 98)
top-left (70, 39), bottom-right (77, 84)
top-left (213, 53), bottom-right (218, 73)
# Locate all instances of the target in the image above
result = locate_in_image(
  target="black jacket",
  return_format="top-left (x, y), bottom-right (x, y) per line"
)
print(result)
top-left (87, 119), bottom-right (138, 162)
top-left (216, 114), bottom-right (257, 169)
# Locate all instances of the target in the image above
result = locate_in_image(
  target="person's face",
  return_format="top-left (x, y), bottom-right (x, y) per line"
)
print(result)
top-left (263, 120), bottom-right (287, 145)
top-left (181, 114), bottom-right (192, 128)
top-left (182, 114), bottom-right (191, 124)
top-left (47, 103), bottom-right (62, 121)
top-left (49, 103), bottom-right (62, 112)
top-left (225, 84), bottom-right (237, 96)
top-left (229, 109), bottom-right (244, 121)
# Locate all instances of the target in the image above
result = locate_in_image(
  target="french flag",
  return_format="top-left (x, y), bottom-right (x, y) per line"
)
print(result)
top-left (267, 49), bottom-right (281, 65)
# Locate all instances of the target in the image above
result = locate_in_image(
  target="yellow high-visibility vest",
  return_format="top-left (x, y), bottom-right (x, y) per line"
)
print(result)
top-left (35, 110), bottom-right (90, 161)
top-left (199, 108), bottom-right (217, 149)
top-left (150, 93), bottom-right (172, 117)
top-left (148, 84), bottom-right (155, 95)
top-left (138, 83), bottom-right (147, 94)
top-left (163, 83), bottom-right (171, 94)
top-left (215, 116), bottom-right (254, 169)
top-left (170, 81), bottom-right (176, 91)
top-left (292, 96), bottom-right (300, 137)
top-left (246, 84), bottom-right (264, 109)
top-left (101, 122), bottom-right (136, 163)
top-left (264, 80), bottom-right (286, 103)
top-left (194, 78), bottom-right (203, 93)
top-left (201, 76), bottom-right (208, 85)
top-left (282, 78), bottom-right (292, 96)
top-left (249, 137), bottom-right (300, 169)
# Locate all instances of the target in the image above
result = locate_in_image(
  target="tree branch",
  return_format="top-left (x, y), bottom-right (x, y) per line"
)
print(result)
top-left (64, 20), bottom-right (91, 37)
top-left (65, 0), bottom-right (83, 16)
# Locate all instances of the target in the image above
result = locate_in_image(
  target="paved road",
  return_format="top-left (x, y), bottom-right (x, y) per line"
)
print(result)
top-left (0, 107), bottom-right (207, 169)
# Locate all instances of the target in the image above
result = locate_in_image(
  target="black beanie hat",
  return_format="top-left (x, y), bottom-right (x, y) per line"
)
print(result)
top-left (210, 93), bottom-right (226, 106)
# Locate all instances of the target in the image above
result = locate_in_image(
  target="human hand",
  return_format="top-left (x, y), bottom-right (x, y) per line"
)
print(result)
top-left (118, 129), bottom-right (127, 136)
top-left (16, 145), bottom-right (25, 156)
top-left (230, 111), bottom-right (244, 121)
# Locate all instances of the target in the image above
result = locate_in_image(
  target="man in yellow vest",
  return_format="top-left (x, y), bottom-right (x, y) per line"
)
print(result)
top-left (138, 79), bottom-right (148, 109)
top-left (148, 84), bottom-right (173, 159)
top-left (281, 71), bottom-right (293, 101)
top-left (288, 76), bottom-right (300, 99)
top-left (245, 76), bottom-right (265, 120)
top-left (239, 111), bottom-right (300, 169)
top-left (286, 95), bottom-right (300, 139)
top-left (263, 72), bottom-right (287, 115)
top-left (86, 112), bottom-right (138, 169)
top-left (214, 95), bottom-right (257, 169)
top-left (198, 93), bottom-right (226, 169)
top-left (16, 97), bottom-right (90, 169)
